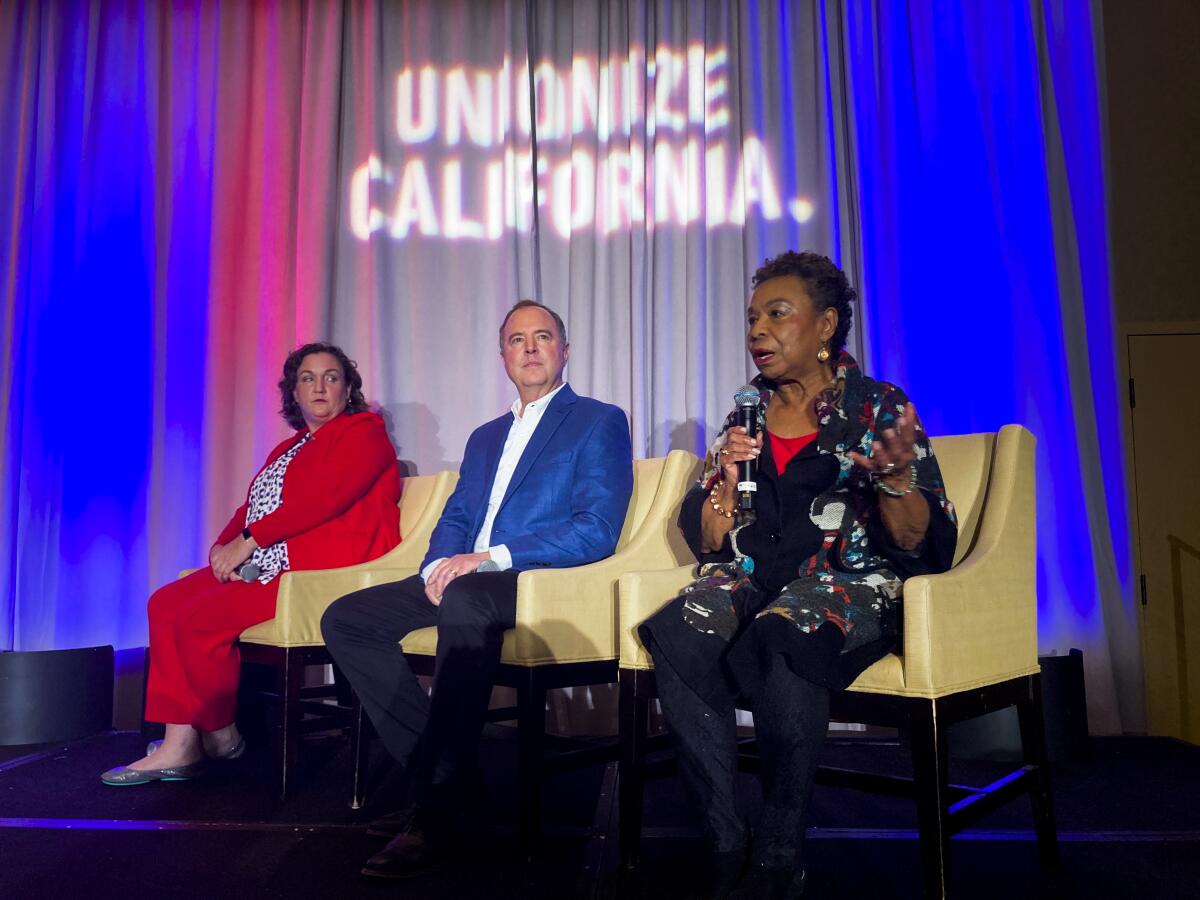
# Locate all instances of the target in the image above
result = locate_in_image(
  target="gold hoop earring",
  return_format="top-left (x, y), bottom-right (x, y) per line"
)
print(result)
top-left (817, 345), bottom-right (830, 363)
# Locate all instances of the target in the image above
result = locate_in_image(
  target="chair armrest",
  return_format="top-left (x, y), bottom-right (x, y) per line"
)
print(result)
top-left (617, 564), bottom-right (696, 670)
top-left (899, 425), bottom-right (1038, 694)
top-left (509, 452), bottom-right (699, 666)
top-left (512, 560), bottom-right (622, 664)
top-left (267, 566), bottom-right (419, 645)
top-left (513, 550), bottom-right (689, 665)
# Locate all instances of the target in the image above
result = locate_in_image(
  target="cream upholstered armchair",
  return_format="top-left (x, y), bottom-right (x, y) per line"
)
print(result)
top-left (234, 469), bottom-right (458, 798)
top-left (372, 449), bottom-right (701, 844)
top-left (617, 425), bottom-right (1056, 898)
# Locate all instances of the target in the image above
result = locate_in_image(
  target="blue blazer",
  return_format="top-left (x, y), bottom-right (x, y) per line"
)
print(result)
top-left (423, 384), bottom-right (634, 572)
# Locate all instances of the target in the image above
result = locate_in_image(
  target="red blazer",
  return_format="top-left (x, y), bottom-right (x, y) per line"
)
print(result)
top-left (214, 411), bottom-right (402, 571)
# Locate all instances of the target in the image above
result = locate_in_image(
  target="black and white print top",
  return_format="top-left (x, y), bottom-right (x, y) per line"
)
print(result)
top-left (244, 432), bottom-right (312, 584)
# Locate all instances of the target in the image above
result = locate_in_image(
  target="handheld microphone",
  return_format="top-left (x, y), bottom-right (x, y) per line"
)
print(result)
top-left (476, 559), bottom-right (501, 573)
top-left (733, 385), bottom-right (761, 520)
top-left (236, 561), bottom-right (262, 583)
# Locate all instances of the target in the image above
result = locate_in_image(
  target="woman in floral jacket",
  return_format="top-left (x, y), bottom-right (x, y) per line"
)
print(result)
top-left (640, 252), bottom-right (957, 899)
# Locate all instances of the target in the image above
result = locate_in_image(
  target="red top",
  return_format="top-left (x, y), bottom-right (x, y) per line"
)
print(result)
top-left (214, 411), bottom-right (402, 571)
top-left (769, 430), bottom-right (818, 475)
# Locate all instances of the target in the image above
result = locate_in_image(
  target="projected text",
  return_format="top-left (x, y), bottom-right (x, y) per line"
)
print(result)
top-left (349, 46), bottom-right (815, 242)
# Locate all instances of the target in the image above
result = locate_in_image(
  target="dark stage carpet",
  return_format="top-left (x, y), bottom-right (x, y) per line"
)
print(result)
top-left (1, 729), bottom-right (1197, 899)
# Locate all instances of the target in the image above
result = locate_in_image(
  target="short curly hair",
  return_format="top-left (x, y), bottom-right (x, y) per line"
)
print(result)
top-left (751, 251), bottom-right (856, 357)
top-left (278, 342), bottom-right (368, 430)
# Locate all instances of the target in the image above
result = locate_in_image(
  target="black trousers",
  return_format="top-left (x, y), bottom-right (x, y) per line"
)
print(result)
top-left (321, 571), bottom-right (520, 804)
top-left (653, 637), bottom-right (830, 871)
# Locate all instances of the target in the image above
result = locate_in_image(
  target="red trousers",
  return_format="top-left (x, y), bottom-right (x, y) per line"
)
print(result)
top-left (144, 567), bottom-right (278, 732)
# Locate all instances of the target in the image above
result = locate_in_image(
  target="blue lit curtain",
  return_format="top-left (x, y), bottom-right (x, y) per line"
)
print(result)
top-left (0, 0), bottom-right (1139, 731)
top-left (842, 0), bottom-right (1138, 733)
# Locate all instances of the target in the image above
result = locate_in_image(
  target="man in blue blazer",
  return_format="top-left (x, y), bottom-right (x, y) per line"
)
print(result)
top-left (322, 300), bottom-right (633, 879)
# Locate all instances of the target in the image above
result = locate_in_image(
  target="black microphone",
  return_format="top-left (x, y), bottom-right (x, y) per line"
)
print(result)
top-left (733, 385), bottom-right (761, 519)
top-left (476, 559), bottom-right (501, 573)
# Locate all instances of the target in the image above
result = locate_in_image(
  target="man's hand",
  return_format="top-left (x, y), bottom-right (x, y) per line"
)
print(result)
top-left (210, 537), bottom-right (256, 583)
top-left (424, 552), bottom-right (493, 606)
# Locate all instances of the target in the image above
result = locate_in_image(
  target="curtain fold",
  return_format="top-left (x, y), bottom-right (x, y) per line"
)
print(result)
top-left (0, 0), bottom-right (1137, 731)
top-left (840, 0), bottom-right (1136, 731)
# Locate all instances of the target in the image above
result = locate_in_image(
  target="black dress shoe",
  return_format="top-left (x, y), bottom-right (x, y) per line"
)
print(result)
top-left (366, 772), bottom-right (488, 838)
top-left (360, 807), bottom-right (444, 879)
top-left (366, 801), bottom-right (417, 838)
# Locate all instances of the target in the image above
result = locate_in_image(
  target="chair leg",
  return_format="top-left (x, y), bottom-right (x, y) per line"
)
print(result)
top-left (277, 648), bottom-right (305, 801)
top-left (618, 669), bottom-right (649, 869)
top-left (1018, 673), bottom-right (1059, 864)
top-left (350, 696), bottom-right (374, 810)
top-left (331, 661), bottom-right (355, 709)
top-left (140, 647), bottom-right (153, 738)
top-left (909, 698), bottom-right (951, 899)
top-left (517, 671), bottom-right (547, 858)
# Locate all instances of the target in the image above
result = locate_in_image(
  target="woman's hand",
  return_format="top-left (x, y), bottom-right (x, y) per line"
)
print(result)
top-left (210, 537), bottom-right (256, 583)
top-left (848, 403), bottom-right (929, 550)
top-left (699, 427), bottom-right (762, 552)
top-left (847, 403), bottom-right (919, 491)
top-left (717, 425), bottom-right (763, 486)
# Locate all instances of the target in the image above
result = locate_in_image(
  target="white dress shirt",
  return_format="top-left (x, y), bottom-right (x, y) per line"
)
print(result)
top-left (421, 382), bottom-right (567, 581)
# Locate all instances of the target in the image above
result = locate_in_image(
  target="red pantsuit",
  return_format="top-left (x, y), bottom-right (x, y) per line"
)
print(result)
top-left (144, 411), bottom-right (401, 731)
top-left (145, 569), bottom-right (280, 731)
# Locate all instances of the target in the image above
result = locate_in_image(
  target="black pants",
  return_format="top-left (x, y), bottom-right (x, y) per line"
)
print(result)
top-left (321, 571), bottom-right (519, 805)
top-left (653, 639), bottom-right (830, 871)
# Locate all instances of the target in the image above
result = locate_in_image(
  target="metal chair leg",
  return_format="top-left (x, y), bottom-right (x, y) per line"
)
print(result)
top-left (350, 697), bottom-right (372, 809)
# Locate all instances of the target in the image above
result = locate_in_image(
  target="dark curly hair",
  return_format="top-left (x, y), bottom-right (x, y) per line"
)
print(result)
top-left (278, 342), bottom-right (368, 430)
top-left (751, 251), bottom-right (856, 357)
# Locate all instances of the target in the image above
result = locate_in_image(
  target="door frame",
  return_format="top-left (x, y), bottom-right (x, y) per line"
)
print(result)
top-left (1119, 320), bottom-right (1200, 738)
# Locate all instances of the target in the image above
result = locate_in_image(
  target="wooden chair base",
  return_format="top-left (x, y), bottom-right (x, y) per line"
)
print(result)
top-left (618, 668), bottom-right (1058, 899)
top-left (238, 643), bottom-right (358, 801)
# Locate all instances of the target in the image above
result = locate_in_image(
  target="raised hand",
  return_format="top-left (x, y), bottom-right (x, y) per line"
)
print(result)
top-left (848, 403), bottom-right (920, 493)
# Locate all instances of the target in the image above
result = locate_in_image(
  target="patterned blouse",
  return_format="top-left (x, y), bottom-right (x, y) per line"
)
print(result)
top-left (243, 432), bottom-right (312, 584)
top-left (641, 351), bottom-right (959, 696)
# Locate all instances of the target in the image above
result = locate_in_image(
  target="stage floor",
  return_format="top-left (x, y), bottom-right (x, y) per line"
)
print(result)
top-left (1, 728), bottom-right (1197, 898)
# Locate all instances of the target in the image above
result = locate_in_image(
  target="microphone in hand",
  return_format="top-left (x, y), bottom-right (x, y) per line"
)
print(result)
top-left (235, 561), bottom-right (262, 583)
top-left (733, 385), bottom-right (761, 521)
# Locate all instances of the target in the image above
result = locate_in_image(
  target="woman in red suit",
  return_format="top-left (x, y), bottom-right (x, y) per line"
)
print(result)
top-left (102, 343), bottom-right (402, 785)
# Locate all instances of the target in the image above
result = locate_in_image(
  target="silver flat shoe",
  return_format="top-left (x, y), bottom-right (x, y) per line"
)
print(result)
top-left (147, 736), bottom-right (244, 760)
top-left (100, 762), bottom-right (207, 785)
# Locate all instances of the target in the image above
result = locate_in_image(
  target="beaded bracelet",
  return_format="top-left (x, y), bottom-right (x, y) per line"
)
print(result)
top-left (708, 486), bottom-right (735, 518)
top-left (873, 463), bottom-right (918, 497)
